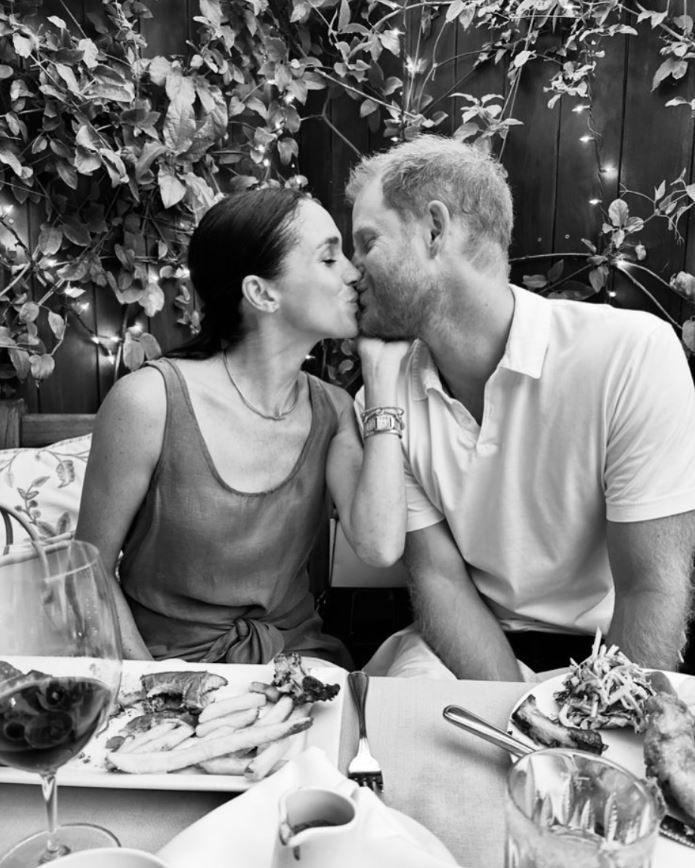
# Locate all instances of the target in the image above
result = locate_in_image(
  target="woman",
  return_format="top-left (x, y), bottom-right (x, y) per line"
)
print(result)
top-left (76, 188), bottom-right (407, 667)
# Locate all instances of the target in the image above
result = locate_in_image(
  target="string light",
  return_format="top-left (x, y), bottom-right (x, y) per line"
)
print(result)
top-left (607, 290), bottom-right (617, 298)
top-left (572, 104), bottom-right (590, 113)
top-left (589, 198), bottom-right (601, 205)
top-left (175, 266), bottom-right (189, 279)
top-left (601, 164), bottom-right (617, 178)
top-left (283, 94), bottom-right (294, 104)
top-left (76, 301), bottom-right (90, 313)
top-left (579, 135), bottom-right (593, 143)
top-left (263, 158), bottom-right (270, 167)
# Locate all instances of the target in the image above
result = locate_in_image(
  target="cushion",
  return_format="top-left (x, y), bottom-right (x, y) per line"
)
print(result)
top-left (0, 434), bottom-right (91, 541)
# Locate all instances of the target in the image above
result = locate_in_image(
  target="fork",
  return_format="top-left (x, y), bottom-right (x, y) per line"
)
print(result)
top-left (347, 670), bottom-right (384, 792)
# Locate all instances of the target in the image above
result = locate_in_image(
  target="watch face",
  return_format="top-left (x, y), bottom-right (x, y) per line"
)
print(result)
top-left (376, 415), bottom-right (389, 430)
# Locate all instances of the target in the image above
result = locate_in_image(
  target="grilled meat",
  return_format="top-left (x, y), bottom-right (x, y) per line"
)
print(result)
top-left (643, 691), bottom-right (695, 825)
top-left (272, 653), bottom-right (340, 704)
top-left (512, 695), bottom-right (606, 755)
top-left (140, 670), bottom-right (227, 713)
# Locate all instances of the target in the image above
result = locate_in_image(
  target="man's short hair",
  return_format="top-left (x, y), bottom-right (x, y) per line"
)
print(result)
top-left (346, 135), bottom-right (514, 254)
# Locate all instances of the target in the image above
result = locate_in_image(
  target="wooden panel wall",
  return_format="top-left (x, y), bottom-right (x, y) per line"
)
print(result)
top-left (12, 2), bottom-right (695, 412)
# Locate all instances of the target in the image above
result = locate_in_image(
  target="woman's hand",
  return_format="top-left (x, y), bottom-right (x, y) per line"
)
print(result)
top-left (356, 337), bottom-right (411, 391)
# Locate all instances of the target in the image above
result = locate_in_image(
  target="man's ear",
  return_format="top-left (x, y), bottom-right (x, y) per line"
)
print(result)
top-left (241, 274), bottom-right (279, 313)
top-left (426, 200), bottom-right (451, 257)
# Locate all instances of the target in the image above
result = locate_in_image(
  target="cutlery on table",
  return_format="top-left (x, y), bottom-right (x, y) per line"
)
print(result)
top-left (347, 671), bottom-right (383, 792)
top-left (442, 703), bottom-right (695, 850)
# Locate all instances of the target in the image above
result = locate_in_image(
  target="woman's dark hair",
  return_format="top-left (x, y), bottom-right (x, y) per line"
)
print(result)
top-left (168, 187), bottom-right (308, 359)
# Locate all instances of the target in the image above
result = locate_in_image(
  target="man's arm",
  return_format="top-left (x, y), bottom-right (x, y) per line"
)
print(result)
top-left (404, 521), bottom-right (522, 680)
top-left (606, 510), bottom-right (695, 669)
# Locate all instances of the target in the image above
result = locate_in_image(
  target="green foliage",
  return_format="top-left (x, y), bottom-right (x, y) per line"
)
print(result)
top-left (0, 0), bottom-right (693, 393)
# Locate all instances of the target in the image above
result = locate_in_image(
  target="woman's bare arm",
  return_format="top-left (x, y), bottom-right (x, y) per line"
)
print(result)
top-left (76, 368), bottom-right (166, 659)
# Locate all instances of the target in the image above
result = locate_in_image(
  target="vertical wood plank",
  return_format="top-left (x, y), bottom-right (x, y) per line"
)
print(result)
top-left (618, 7), bottom-right (695, 321)
top-left (553, 39), bottom-right (627, 257)
top-left (503, 58), bottom-right (560, 259)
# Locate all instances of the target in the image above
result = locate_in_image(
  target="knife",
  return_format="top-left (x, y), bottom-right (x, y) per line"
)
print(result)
top-left (442, 704), bottom-right (695, 849)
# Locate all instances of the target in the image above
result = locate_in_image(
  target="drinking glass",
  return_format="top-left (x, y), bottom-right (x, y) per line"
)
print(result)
top-left (0, 538), bottom-right (122, 866)
top-left (505, 748), bottom-right (664, 868)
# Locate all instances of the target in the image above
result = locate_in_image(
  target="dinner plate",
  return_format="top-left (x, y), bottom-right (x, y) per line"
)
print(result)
top-left (0, 656), bottom-right (346, 792)
top-left (506, 672), bottom-right (695, 865)
top-left (506, 670), bottom-right (695, 780)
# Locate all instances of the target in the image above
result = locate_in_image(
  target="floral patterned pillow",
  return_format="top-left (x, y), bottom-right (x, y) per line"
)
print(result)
top-left (0, 434), bottom-right (91, 541)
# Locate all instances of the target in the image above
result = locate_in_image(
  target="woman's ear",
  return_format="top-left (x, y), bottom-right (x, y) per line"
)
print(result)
top-left (241, 275), bottom-right (279, 313)
top-left (426, 200), bottom-right (451, 257)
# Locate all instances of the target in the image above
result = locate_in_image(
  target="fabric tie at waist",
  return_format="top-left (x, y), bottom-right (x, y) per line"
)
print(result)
top-left (201, 617), bottom-right (285, 665)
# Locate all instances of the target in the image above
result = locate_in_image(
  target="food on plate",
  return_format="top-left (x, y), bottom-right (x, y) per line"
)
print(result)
top-left (272, 652), bottom-right (340, 703)
top-left (107, 715), bottom-right (312, 774)
top-left (140, 670), bottom-right (227, 712)
top-left (103, 654), bottom-right (340, 781)
top-left (512, 695), bottom-right (606, 755)
top-left (643, 690), bottom-right (695, 825)
top-left (553, 630), bottom-right (655, 731)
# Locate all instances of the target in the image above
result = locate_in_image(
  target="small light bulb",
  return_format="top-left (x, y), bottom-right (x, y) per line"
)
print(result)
top-left (263, 158), bottom-right (270, 167)
top-left (45, 258), bottom-right (57, 267)
top-left (589, 198), bottom-right (601, 205)
top-left (572, 104), bottom-right (589, 114)
top-left (579, 135), bottom-right (593, 143)
top-left (607, 290), bottom-right (616, 298)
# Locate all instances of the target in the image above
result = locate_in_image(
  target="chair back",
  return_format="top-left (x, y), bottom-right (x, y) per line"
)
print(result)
top-left (0, 399), bottom-right (95, 448)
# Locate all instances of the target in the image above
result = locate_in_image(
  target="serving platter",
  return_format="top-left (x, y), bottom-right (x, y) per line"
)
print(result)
top-left (506, 670), bottom-right (695, 780)
top-left (0, 656), bottom-right (346, 792)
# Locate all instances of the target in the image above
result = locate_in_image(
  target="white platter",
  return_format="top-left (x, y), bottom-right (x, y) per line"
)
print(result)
top-left (506, 670), bottom-right (695, 780)
top-left (0, 657), bottom-right (346, 792)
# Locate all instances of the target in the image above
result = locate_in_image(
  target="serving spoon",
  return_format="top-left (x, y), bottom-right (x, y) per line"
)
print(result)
top-left (442, 704), bottom-right (695, 849)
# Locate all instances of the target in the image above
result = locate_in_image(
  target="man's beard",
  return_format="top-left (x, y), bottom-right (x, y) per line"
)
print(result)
top-left (358, 266), bottom-right (436, 341)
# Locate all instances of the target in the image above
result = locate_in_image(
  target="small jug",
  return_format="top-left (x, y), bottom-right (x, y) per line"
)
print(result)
top-left (271, 787), bottom-right (361, 868)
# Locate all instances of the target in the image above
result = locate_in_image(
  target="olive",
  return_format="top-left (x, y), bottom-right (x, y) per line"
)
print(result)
top-left (25, 711), bottom-right (73, 749)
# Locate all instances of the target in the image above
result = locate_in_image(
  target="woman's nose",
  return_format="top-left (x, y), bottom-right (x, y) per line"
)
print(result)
top-left (344, 259), bottom-right (361, 283)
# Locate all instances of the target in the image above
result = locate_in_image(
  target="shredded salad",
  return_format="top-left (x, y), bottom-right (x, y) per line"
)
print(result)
top-left (553, 630), bottom-right (655, 732)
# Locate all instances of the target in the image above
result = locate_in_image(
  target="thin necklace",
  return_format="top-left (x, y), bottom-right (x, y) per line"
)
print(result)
top-left (222, 352), bottom-right (300, 422)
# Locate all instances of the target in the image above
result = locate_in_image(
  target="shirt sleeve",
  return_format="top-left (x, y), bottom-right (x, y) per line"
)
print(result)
top-left (354, 386), bottom-right (443, 533)
top-left (604, 320), bottom-right (695, 522)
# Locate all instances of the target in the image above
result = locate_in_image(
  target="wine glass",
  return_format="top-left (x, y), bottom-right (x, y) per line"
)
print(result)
top-left (0, 538), bottom-right (122, 866)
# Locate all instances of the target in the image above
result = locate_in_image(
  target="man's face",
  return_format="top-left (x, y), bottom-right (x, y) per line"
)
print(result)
top-left (351, 178), bottom-right (433, 340)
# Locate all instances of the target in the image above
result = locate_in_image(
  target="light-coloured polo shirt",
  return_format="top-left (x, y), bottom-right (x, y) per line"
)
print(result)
top-left (356, 285), bottom-right (695, 635)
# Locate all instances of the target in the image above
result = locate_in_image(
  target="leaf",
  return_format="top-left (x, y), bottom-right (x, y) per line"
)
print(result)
top-left (513, 50), bottom-right (533, 68)
top-left (547, 281), bottom-right (598, 302)
top-left (360, 98), bottom-right (378, 117)
top-left (78, 38), bottom-right (99, 69)
top-left (62, 220), bottom-right (91, 247)
top-left (139, 332), bottom-right (162, 360)
top-left (589, 267), bottom-right (608, 292)
top-left (338, 0), bottom-right (350, 30)
top-left (37, 226), bottom-right (62, 256)
top-left (139, 283), bottom-right (165, 317)
top-left (47, 311), bottom-right (66, 340)
top-left (446, 0), bottom-right (465, 22)
top-left (379, 30), bottom-right (401, 55)
top-left (277, 137), bottom-right (298, 164)
top-left (522, 274), bottom-right (548, 290)
top-left (8, 348), bottom-right (30, 380)
top-left (149, 56), bottom-right (171, 87)
top-left (547, 259), bottom-right (564, 283)
top-left (608, 199), bottom-right (629, 227)
top-left (135, 141), bottom-right (168, 181)
top-left (163, 96), bottom-right (196, 154)
top-left (200, 0), bottom-right (223, 27)
top-left (683, 318), bottom-right (695, 353)
top-left (123, 333), bottom-right (145, 371)
top-left (47, 459), bottom-right (75, 490)
top-left (18, 302), bottom-right (40, 323)
top-left (158, 164), bottom-right (186, 208)
top-left (30, 354), bottom-right (55, 380)
top-left (12, 33), bottom-right (33, 58)
top-left (56, 161), bottom-right (78, 190)
top-left (54, 63), bottom-right (79, 93)
top-left (652, 58), bottom-right (688, 91)
top-left (0, 65), bottom-right (12, 79)
top-left (654, 180), bottom-right (666, 200)
top-left (56, 511), bottom-right (71, 533)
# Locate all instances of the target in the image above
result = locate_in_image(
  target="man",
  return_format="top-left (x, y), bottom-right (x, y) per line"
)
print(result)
top-left (347, 134), bottom-right (695, 680)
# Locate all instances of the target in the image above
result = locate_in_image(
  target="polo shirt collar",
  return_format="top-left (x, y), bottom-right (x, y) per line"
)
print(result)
top-left (410, 284), bottom-right (551, 400)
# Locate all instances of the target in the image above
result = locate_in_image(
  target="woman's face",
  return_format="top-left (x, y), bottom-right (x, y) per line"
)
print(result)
top-left (275, 199), bottom-right (360, 340)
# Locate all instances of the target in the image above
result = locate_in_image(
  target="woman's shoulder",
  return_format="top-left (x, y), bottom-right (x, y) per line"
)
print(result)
top-left (307, 374), bottom-right (352, 417)
top-left (96, 365), bottom-right (168, 440)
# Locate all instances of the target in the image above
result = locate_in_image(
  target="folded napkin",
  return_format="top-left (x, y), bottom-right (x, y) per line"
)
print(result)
top-left (157, 746), bottom-right (460, 868)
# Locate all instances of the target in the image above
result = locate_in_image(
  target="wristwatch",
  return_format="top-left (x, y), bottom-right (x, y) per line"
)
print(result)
top-left (363, 410), bottom-right (403, 438)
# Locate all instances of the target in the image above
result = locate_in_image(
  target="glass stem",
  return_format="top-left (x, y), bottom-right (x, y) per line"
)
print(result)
top-left (41, 772), bottom-right (62, 860)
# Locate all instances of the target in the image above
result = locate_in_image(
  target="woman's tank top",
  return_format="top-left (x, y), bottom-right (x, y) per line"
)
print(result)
top-left (119, 358), bottom-right (351, 668)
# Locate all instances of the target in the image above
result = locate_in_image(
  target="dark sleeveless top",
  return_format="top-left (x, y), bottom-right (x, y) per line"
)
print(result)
top-left (119, 358), bottom-right (351, 668)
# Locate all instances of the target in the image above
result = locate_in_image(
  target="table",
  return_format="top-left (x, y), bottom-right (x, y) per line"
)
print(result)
top-left (0, 678), bottom-right (530, 866)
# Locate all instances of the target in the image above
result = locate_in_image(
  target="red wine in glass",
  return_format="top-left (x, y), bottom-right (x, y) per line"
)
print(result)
top-left (0, 674), bottom-right (113, 773)
top-left (0, 539), bottom-right (122, 867)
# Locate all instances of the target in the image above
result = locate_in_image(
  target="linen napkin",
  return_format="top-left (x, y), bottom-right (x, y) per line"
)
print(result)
top-left (157, 746), bottom-right (460, 868)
